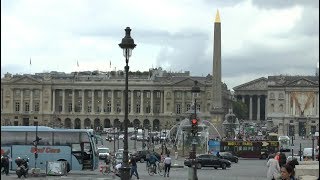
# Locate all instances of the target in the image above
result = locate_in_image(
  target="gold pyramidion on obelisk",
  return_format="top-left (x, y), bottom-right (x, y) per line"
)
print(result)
top-left (215, 9), bottom-right (220, 23)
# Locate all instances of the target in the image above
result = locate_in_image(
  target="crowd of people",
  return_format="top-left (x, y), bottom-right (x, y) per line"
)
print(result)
top-left (266, 152), bottom-right (299, 180)
top-left (105, 151), bottom-right (172, 179)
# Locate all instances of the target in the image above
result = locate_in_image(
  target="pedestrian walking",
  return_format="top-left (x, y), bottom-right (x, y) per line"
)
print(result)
top-left (130, 155), bottom-right (139, 179)
top-left (266, 154), bottom-right (281, 180)
top-left (163, 154), bottom-right (172, 177)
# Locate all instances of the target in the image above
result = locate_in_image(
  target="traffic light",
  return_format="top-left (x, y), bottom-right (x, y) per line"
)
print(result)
top-left (191, 118), bottom-right (198, 135)
top-left (33, 136), bottom-right (42, 159)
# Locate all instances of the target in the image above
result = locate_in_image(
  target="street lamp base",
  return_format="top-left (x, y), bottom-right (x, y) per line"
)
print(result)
top-left (119, 166), bottom-right (131, 180)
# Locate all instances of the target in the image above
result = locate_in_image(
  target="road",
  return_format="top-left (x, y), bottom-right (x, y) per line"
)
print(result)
top-left (2, 159), bottom-right (270, 180)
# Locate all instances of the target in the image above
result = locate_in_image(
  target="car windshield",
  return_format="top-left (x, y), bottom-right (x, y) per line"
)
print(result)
top-left (98, 148), bottom-right (109, 153)
top-left (116, 153), bottom-right (123, 159)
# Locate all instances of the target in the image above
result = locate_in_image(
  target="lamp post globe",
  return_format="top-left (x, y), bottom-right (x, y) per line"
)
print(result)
top-left (118, 27), bottom-right (136, 180)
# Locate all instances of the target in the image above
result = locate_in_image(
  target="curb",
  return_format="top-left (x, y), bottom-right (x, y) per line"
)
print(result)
top-left (171, 164), bottom-right (184, 168)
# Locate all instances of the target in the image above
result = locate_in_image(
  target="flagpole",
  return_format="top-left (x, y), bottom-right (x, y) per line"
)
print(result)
top-left (29, 58), bottom-right (32, 74)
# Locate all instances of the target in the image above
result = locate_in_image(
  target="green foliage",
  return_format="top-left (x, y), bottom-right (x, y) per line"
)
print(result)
top-left (232, 101), bottom-right (248, 120)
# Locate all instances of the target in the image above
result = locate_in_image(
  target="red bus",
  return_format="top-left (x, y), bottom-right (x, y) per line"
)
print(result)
top-left (220, 140), bottom-right (279, 159)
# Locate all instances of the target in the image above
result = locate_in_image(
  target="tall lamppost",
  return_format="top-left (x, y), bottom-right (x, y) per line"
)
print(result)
top-left (312, 134), bottom-right (315, 160)
top-left (119, 27), bottom-right (136, 180)
top-left (189, 80), bottom-right (200, 180)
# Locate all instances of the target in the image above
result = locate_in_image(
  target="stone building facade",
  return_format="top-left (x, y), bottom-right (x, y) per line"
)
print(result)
top-left (1, 69), bottom-right (232, 131)
top-left (233, 75), bottom-right (319, 137)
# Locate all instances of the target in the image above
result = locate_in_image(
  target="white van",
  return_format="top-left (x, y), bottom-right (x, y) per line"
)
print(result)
top-left (303, 148), bottom-right (318, 158)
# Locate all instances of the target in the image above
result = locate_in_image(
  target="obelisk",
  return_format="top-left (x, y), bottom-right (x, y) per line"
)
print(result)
top-left (211, 10), bottom-right (225, 137)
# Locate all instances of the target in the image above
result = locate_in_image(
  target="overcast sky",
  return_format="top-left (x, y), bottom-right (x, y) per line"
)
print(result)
top-left (1, 0), bottom-right (319, 90)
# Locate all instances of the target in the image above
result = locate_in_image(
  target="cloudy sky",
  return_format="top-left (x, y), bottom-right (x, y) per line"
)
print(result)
top-left (1, 0), bottom-right (319, 90)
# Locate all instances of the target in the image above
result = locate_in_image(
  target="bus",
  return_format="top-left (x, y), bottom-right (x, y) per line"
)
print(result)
top-left (220, 140), bottom-right (279, 159)
top-left (1, 126), bottom-right (99, 171)
top-left (278, 136), bottom-right (291, 152)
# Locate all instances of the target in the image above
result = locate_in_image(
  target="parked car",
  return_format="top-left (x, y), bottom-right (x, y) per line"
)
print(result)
top-left (287, 155), bottom-right (303, 163)
top-left (97, 147), bottom-right (110, 160)
top-left (114, 152), bottom-right (123, 165)
top-left (219, 152), bottom-right (239, 163)
top-left (118, 134), bottom-right (124, 140)
top-left (105, 136), bottom-right (114, 142)
top-left (184, 154), bottom-right (231, 169)
top-left (133, 150), bottom-right (161, 163)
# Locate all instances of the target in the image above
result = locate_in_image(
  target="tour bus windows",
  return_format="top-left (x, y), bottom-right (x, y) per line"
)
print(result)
top-left (238, 146), bottom-right (242, 151)
top-left (247, 146), bottom-right (253, 151)
top-left (1, 132), bottom-right (26, 145)
top-left (242, 146), bottom-right (247, 151)
top-left (72, 143), bottom-right (81, 152)
top-left (37, 132), bottom-right (53, 145)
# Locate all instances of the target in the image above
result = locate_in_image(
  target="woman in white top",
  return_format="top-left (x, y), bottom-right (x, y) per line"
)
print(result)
top-left (266, 154), bottom-right (281, 180)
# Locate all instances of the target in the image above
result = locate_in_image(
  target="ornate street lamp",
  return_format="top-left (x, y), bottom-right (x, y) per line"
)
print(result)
top-left (119, 27), bottom-right (136, 180)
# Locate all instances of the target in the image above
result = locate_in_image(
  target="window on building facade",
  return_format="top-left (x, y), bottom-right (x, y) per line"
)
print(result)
top-left (166, 103), bottom-right (170, 111)
top-left (77, 103), bottom-right (82, 112)
top-left (58, 104), bottom-right (62, 112)
top-left (146, 92), bottom-right (150, 98)
top-left (68, 103), bottom-right (72, 112)
top-left (137, 91), bottom-right (141, 98)
top-left (186, 104), bottom-right (191, 111)
top-left (25, 90), bottom-right (30, 97)
top-left (34, 102), bottom-right (40, 112)
top-left (88, 91), bottom-right (92, 97)
top-left (59, 91), bottom-right (62, 97)
top-left (156, 92), bottom-right (161, 98)
top-left (15, 102), bottom-right (20, 112)
top-left (97, 91), bottom-right (101, 97)
top-left (97, 106), bottom-right (101, 113)
top-left (176, 104), bottom-right (181, 114)
top-left (290, 120), bottom-right (293, 123)
top-left (196, 104), bottom-right (200, 111)
top-left (34, 116), bottom-right (38, 119)
top-left (15, 116), bottom-right (18, 119)
top-left (116, 104), bottom-right (121, 113)
top-left (14, 121), bottom-right (18, 126)
top-left (107, 91), bottom-right (112, 98)
top-left (311, 120), bottom-right (316, 123)
top-left (24, 102), bottom-right (30, 112)
top-left (155, 104), bottom-right (160, 113)
top-left (136, 104), bottom-right (141, 113)
top-left (271, 104), bottom-right (274, 112)
top-left (87, 105), bottom-right (92, 113)
top-left (107, 103), bottom-right (111, 113)
top-left (146, 105), bottom-right (151, 113)
top-left (279, 104), bottom-right (283, 112)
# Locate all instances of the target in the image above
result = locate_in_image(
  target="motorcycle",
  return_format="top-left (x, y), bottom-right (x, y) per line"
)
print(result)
top-left (15, 157), bottom-right (29, 178)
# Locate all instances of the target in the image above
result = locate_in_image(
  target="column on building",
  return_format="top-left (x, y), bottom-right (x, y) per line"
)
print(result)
top-left (316, 92), bottom-right (319, 116)
top-left (163, 91), bottom-right (168, 114)
top-left (265, 95), bottom-right (268, 119)
top-left (30, 89), bottom-right (33, 112)
top-left (91, 89), bottom-right (95, 114)
top-left (81, 89), bottom-right (85, 114)
top-left (130, 90), bottom-right (134, 114)
top-left (72, 89), bottom-right (75, 113)
top-left (101, 90), bottom-right (105, 114)
top-left (111, 90), bottom-right (114, 114)
top-left (160, 91), bottom-right (163, 113)
top-left (182, 91), bottom-right (185, 113)
top-left (52, 89), bottom-right (56, 112)
top-left (257, 95), bottom-right (260, 121)
top-left (62, 89), bottom-right (65, 113)
top-left (172, 90), bottom-right (175, 114)
top-left (140, 90), bottom-right (144, 114)
top-left (285, 92), bottom-right (289, 115)
top-left (39, 89), bottom-right (43, 113)
top-left (20, 89), bottom-right (24, 112)
top-left (150, 90), bottom-right (154, 114)
top-left (292, 96), bottom-right (295, 115)
top-left (249, 95), bottom-right (253, 120)
top-left (120, 90), bottom-right (124, 114)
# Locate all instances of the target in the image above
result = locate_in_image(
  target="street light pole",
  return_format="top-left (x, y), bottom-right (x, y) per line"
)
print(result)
top-left (189, 80), bottom-right (200, 180)
top-left (119, 27), bottom-right (136, 180)
top-left (113, 127), bottom-right (116, 154)
top-left (134, 127), bottom-right (137, 151)
top-left (312, 135), bottom-right (315, 160)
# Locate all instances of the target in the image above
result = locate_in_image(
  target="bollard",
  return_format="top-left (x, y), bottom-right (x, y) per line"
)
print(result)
top-left (175, 151), bottom-right (178, 160)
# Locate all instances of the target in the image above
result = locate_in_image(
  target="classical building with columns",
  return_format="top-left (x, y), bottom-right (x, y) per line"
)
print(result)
top-left (233, 75), bottom-right (319, 137)
top-left (1, 68), bottom-right (232, 131)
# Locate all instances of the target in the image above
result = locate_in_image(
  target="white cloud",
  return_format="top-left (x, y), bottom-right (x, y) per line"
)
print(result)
top-left (1, 0), bottom-right (318, 89)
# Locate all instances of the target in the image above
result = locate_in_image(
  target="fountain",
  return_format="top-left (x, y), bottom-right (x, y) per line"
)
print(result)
top-left (165, 115), bottom-right (222, 155)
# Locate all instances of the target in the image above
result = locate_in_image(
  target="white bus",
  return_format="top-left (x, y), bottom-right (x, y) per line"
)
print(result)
top-left (1, 126), bottom-right (99, 171)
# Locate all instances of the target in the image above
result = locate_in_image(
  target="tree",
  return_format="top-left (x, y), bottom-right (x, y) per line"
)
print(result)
top-left (232, 101), bottom-right (248, 120)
